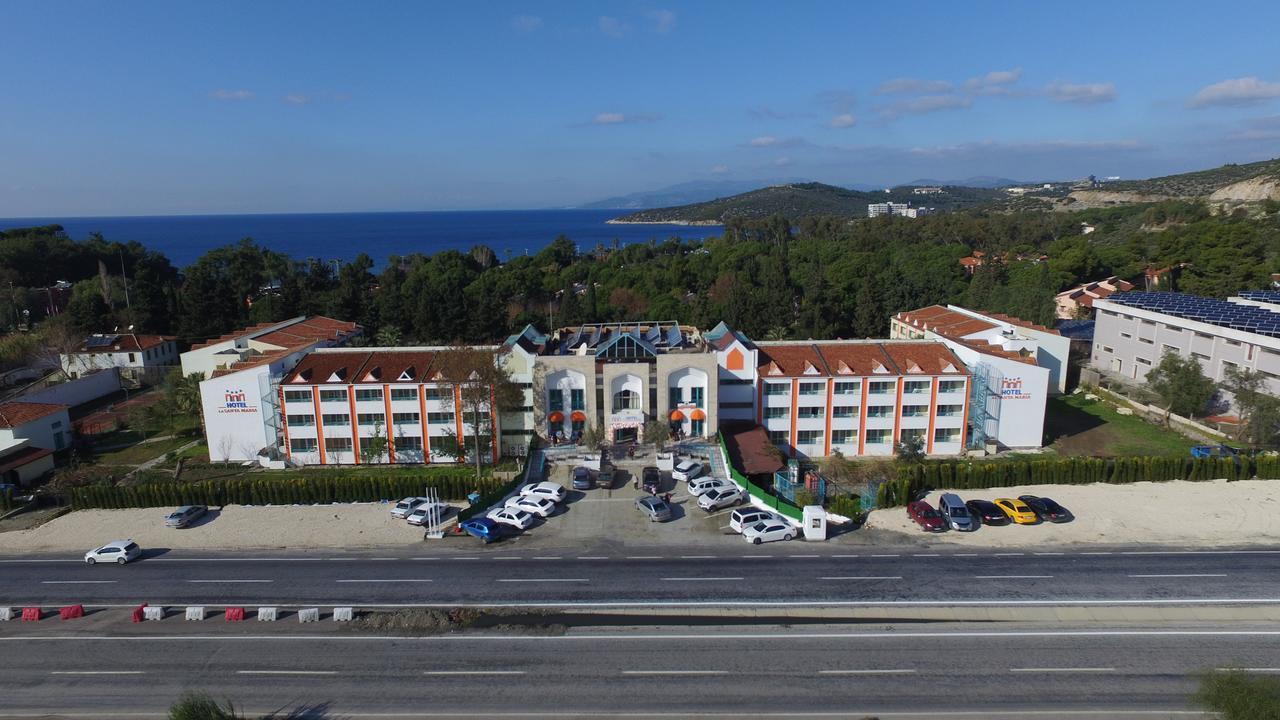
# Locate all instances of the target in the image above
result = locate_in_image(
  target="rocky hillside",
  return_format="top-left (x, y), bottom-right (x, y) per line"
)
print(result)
top-left (1064, 157), bottom-right (1280, 210)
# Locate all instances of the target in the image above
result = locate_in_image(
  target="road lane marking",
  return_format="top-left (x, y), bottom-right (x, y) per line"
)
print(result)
top-left (495, 578), bottom-right (588, 583)
top-left (50, 670), bottom-right (144, 675)
top-left (532, 556), bottom-right (561, 560)
top-left (423, 670), bottom-right (526, 675)
top-left (821, 576), bottom-right (902, 581)
top-left (576, 556), bottom-right (609, 560)
top-left (743, 555), bottom-right (770, 559)
top-left (186, 580), bottom-right (273, 583)
top-left (1010, 667), bottom-right (1115, 673)
top-left (660, 577), bottom-right (744, 582)
top-left (448, 557), bottom-right (479, 561)
top-left (680, 555), bottom-right (717, 559)
top-left (870, 554), bottom-right (900, 558)
top-left (819, 669), bottom-right (915, 675)
top-left (1128, 574), bottom-right (1228, 578)
top-left (626, 556), bottom-right (662, 560)
top-left (237, 670), bottom-right (337, 675)
top-left (914, 553), bottom-right (940, 558)
top-left (335, 579), bottom-right (434, 583)
top-left (993, 553), bottom-right (1025, 557)
top-left (789, 554), bottom-right (820, 559)
top-left (830, 554), bottom-right (859, 558)
top-left (975, 575), bottom-right (1053, 579)
top-left (1034, 552), bottom-right (1065, 556)
top-left (622, 670), bottom-right (729, 675)
top-left (40, 580), bottom-right (117, 584)
top-left (1216, 667), bottom-right (1280, 672)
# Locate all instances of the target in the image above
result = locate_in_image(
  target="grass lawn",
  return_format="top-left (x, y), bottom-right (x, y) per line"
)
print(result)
top-left (1045, 393), bottom-right (1196, 457)
top-left (94, 435), bottom-right (198, 466)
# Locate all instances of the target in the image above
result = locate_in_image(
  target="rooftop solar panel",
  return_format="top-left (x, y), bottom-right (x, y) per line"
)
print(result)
top-left (1106, 292), bottom-right (1280, 338)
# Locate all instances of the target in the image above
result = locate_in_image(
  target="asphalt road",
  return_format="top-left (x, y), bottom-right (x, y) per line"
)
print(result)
top-left (2, 545), bottom-right (1279, 607)
top-left (0, 624), bottom-right (1268, 718)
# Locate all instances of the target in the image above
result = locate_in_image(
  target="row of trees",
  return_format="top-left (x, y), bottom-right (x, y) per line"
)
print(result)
top-left (1144, 353), bottom-right (1280, 448)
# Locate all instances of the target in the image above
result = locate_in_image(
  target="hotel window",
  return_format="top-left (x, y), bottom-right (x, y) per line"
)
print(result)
top-left (767, 430), bottom-right (789, 446)
top-left (327, 438), bottom-right (353, 452)
top-left (1192, 352), bottom-right (1210, 361)
top-left (284, 390), bottom-right (313, 404)
top-left (832, 406), bottom-right (856, 419)
top-left (690, 419), bottom-right (705, 436)
top-left (355, 389), bottom-right (383, 402)
top-left (390, 388), bottom-right (418, 401)
top-left (796, 430), bottom-right (823, 446)
top-left (570, 389), bottom-right (585, 411)
top-left (938, 380), bottom-right (965, 394)
top-left (1139, 337), bottom-right (1154, 345)
top-left (903, 380), bottom-right (930, 394)
top-left (319, 389), bottom-right (348, 402)
top-left (797, 406), bottom-right (824, 419)
top-left (1101, 346), bottom-right (1114, 354)
top-left (286, 414), bottom-right (315, 427)
top-left (613, 390), bottom-right (639, 410)
top-left (128, 353), bottom-right (136, 362)
top-left (357, 413), bottom-right (385, 426)
top-left (392, 412), bottom-right (420, 424)
top-left (764, 383), bottom-right (789, 396)
top-left (1120, 332), bottom-right (1132, 339)
top-left (1225, 339), bottom-right (1241, 347)
top-left (869, 381), bottom-right (896, 395)
top-left (866, 429), bottom-right (892, 444)
top-left (289, 438), bottom-right (317, 453)
top-left (548, 389), bottom-right (564, 412)
top-left (765, 406), bottom-right (788, 419)
top-left (1164, 324), bottom-right (1182, 332)
top-left (427, 412), bottom-right (455, 425)
top-left (321, 413), bottom-right (350, 426)
top-left (832, 429), bottom-right (856, 445)
top-left (669, 387), bottom-right (683, 406)
top-left (1135, 357), bottom-right (1152, 366)
top-left (798, 382), bottom-right (824, 396)
top-left (395, 436), bottom-right (423, 451)
top-left (425, 388), bottom-right (446, 400)
top-left (937, 404), bottom-right (963, 417)
top-left (690, 386), bottom-right (705, 408)
top-left (1162, 345), bottom-right (1179, 354)
top-left (833, 381), bottom-right (861, 395)
top-left (933, 428), bottom-right (961, 444)
top-left (900, 428), bottom-right (926, 445)
top-left (867, 406), bottom-right (893, 418)
top-left (901, 405), bottom-right (929, 418)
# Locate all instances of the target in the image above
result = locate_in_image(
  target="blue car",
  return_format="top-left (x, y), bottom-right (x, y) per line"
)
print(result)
top-left (460, 517), bottom-right (504, 543)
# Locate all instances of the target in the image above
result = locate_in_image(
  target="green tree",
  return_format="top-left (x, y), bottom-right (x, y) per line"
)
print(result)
top-left (1143, 351), bottom-right (1216, 420)
top-left (433, 346), bottom-right (522, 478)
top-left (1223, 366), bottom-right (1280, 448)
top-left (895, 433), bottom-right (925, 462)
top-left (1193, 669), bottom-right (1280, 720)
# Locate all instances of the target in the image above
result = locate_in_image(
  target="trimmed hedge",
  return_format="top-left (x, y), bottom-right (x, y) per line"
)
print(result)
top-left (70, 473), bottom-right (495, 510)
top-left (878, 455), bottom-right (1280, 509)
top-left (0, 486), bottom-right (12, 513)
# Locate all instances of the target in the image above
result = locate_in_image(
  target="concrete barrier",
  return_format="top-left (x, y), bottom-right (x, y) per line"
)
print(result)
top-left (257, 607), bottom-right (278, 622)
top-left (143, 606), bottom-right (164, 621)
top-left (224, 607), bottom-right (246, 622)
top-left (59, 604), bottom-right (85, 620)
top-left (333, 607), bottom-right (354, 622)
top-left (298, 607), bottom-right (320, 623)
top-left (185, 606), bottom-right (205, 621)
top-left (21, 607), bottom-right (41, 622)
top-left (0, 607), bottom-right (12, 621)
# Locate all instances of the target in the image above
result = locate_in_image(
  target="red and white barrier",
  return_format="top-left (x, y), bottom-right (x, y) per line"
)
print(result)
top-left (21, 607), bottom-right (41, 622)
top-left (59, 604), bottom-right (85, 620)
top-left (224, 606), bottom-right (246, 622)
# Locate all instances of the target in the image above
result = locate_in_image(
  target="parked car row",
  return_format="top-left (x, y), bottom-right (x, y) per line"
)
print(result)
top-left (908, 493), bottom-right (1073, 532)
top-left (390, 497), bottom-right (453, 527)
top-left (459, 481), bottom-right (569, 543)
top-left (729, 507), bottom-right (796, 544)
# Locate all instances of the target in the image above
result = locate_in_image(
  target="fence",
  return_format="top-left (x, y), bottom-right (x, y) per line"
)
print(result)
top-left (878, 454), bottom-right (1280, 508)
top-left (716, 433), bottom-right (803, 522)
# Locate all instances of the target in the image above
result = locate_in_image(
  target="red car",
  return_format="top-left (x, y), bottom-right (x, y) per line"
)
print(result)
top-left (907, 500), bottom-right (946, 532)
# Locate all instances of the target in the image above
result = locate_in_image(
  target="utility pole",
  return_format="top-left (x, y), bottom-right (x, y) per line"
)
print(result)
top-left (118, 250), bottom-right (131, 310)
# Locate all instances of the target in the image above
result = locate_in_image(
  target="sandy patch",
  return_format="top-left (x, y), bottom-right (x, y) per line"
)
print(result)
top-left (0, 503), bottom-right (436, 554)
top-left (863, 479), bottom-right (1280, 547)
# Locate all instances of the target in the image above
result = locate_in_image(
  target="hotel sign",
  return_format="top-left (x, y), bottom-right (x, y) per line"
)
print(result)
top-left (218, 388), bottom-right (259, 414)
top-left (1000, 377), bottom-right (1032, 401)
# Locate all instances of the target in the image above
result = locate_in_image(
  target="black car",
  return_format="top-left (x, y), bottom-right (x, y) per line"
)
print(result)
top-left (1018, 495), bottom-right (1072, 523)
top-left (965, 499), bottom-right (1010, 526)
top-left (641, 466), bottom-right (662, 494)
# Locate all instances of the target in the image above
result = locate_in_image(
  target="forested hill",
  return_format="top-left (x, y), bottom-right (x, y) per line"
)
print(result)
top-left (609, 182), bottom-right (1002, 223)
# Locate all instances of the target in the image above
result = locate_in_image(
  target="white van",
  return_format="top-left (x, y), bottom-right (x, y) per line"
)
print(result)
top-left (730, 507), bottom-right (780, 534)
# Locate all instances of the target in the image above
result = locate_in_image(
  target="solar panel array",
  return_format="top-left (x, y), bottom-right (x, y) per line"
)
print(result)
top-left (1105, 292), bottom-right (1280, 338)
top-left (84, 334), bottom-right (121, 348)
top-left (1236, 290), bottom-right (1280, 307)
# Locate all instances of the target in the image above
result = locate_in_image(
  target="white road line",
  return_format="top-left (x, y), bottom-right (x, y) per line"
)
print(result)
top-left (335, 579), bottom-right (434, 583)
top-left (186, 579), bottom-right (272, 583)
top-left (993, 553), bottom-right (1025, 557)
top-left (449, 557), bottom-right (479, 561)
top-left (495, 578), bottom-right (588, 583)
top-left (1216, 667), bottom-right (1280, 672)
top-left (975, 575), bottom-right (1053, 579)
top-left (626, 556), bottom-right (662, 560)
top-left (492, 557), bottom-right (522, 561)
top-left (40, 580), bottom-right (117, 584)
top-left (49, 670), bottom-right (144, 675)
top-left (532, 556), bottom-right (561, 560)
top-left (1010, 667), bottom-right (1116, 673)
top-left (914, 553), bottom-right (940, 558)
top-left (743, 555), bottom-right (770, 559)
top-left (576, 556), bottom-right (609, 560)
top-left (789, 554), bottom-right (820, 559)
top-left (819, 669), bottom-right (915, 675)
top-left (680, 555), bottom-right (717, 559)
top-left (236, 670), bottom-right (338, 675)
top-left (821, 576), bottom-right (902, 581)
top-left (423, 670), bottom-right (526, 675)
top-left (870, 554), bottom-right (900, 558)
top-left (1034, 552), bottom-right (1065, 556)
top-left (830, 554), bottom-right (859, 558)
top-left (660, 577), bottom-right (744, 582)
top-left (622, 670), bottom-right (729, 675)
top-left (1081, 552), bottom-right (1113, 556)
top-left (1129, 574), bottom-right (1228, 578)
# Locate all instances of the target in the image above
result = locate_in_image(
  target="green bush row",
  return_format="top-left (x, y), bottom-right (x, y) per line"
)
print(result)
top-left (70, 473), bottom-right (497, 510)
top-left (878, 455), bottom-right (1280, 509)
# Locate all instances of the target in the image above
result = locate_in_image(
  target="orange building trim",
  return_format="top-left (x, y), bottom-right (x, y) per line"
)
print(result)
top-left (960, 377), bottom-right (971, 450)
top-left (857, 377), bottom-right (869, 456)
top-left (280, 388), bottom-right (292, 462)
top-left (823, 378), bottom-right (834, 456)
top-left (419, 384), bottom-right (431, 463)
top-left (383, 384), bottom-right (395, 464)
top-left (926, 377), bottom-right (939, 454)
top-left (454, 385), bottom-right (465, 462)
top-left (313, 391), bottom-right (326, 465)
top-left (892, 377), bottom-right (905, 445)
top-left (789, 379), bottom-right (799, 458)
top-left (348, 390), bottom-right (361, 464)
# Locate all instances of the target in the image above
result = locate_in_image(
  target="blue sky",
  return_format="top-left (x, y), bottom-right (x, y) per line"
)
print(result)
top-left (3, 0), bottom-right (1280, 216)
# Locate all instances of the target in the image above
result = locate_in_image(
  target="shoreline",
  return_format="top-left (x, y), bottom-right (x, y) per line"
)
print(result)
top-left (606, 218), bottom-right (723, 227)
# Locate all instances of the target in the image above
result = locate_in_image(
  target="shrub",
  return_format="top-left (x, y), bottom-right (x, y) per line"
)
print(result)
top-left (1192, 669), bottom-right (1280, 720)
top-left (168, 691), bottom-right (242, 720)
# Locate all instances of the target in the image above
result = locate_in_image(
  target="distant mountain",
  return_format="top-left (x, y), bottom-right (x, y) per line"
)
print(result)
top-left (904, 176), bottom-right (1027, 189)
top-left (608, 182), bottom-right (1002, 224)
top-left (580, 178), bottom-right (886, 210)
top-left (1062, 157), bottom-right (1280, 210)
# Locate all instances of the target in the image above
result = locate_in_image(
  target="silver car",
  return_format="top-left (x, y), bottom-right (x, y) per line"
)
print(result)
top-left (635, 496), bottom-right (673, 522)
top-left (164, 505), bottom-right (207, 528)
top-left (84, 540), bottom-right (141, 565)
top-left (938, 493), bottom-right (978, 532)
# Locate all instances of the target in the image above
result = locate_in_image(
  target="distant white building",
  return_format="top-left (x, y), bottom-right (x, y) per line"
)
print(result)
top-left (912, 187), bottom-right (943, 195)
top-left (868, 202), bottom-right (934, 219)
top-left (60, 333), bottom-right (178, 379)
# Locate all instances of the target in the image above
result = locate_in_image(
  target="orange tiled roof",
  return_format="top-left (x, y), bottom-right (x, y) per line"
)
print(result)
top-left (0, 401), bottom-right (68, 428)
top-left (757, 342), bottom-right (968, 377)
top-left (190, 317), bottom-right (359, 351)
top-left (283, 350), bottom-right (441, 385)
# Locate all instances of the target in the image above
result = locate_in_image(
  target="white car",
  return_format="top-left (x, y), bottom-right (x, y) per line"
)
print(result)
top-left (742, 520), bottom-right (795, 544)
top-left (505, 495), bottom-right (555, 518)
top-left (730, 508), bottom-right (779, 534)
top-left (698, 486), bottom-right (744, 512)
top-left (391, 497), bottom-right (431, 519)
top-left (405, 503), bottom-right (451, 526)
top-left (671, 461), bottom-right (705, 482)
top-left (84, 540), bottom-right (141, 565)
top-left (519, 481), bottom-right (567, 504)
top-left (686, 477), bottom-right (729, 497)
top-left (487, 507), bottom-right (536, 530)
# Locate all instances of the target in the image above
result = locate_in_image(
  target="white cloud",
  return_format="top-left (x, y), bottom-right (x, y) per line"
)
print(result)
top-left (595, 112), bottom-right (626, 125)
top-left (876, 77), bottom-right (952, 95)
top-left (963, 68), bottom-right (1023, 96)
top-left (710, 164), bottom-right (730, 174)
top-left (598, 16), bottom-right (627, 37)
top-left (586, 112), bottom-right (658, 126)
top-left (1045, 82), bottom-right (1116, 105)
top-left (511, 15), bottom-right (543, 33)
top-left (749, 135), bottom-right (778, 147)
top-left (829, 113), bottom-right (857, 128)
top-left (747, 105), bottom-right (813, 120)
top-left (648, 9), bottom-right (676, 33)
top-left (1189, 77), bottom-right (1280, 108)
top-left (284, 93), bottom-right (310, 105)
top-left (210, 89), bottom-right (253, 101)
top-left (876, 94), bottom-right (972, 119)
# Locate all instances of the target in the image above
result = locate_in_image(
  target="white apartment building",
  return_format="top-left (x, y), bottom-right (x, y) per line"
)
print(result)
top-left (868, 202), bottom-right (934, 218)
top-left (60, 333), bottom-right (178, 378)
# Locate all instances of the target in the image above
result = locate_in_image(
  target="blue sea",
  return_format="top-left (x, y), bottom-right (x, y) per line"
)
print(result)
top-left (0, 209), bottom-right (721, 268)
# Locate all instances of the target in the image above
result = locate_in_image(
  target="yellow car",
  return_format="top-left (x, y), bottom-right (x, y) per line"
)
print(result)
top-left (994, 497), bottom-right (1038, 524)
